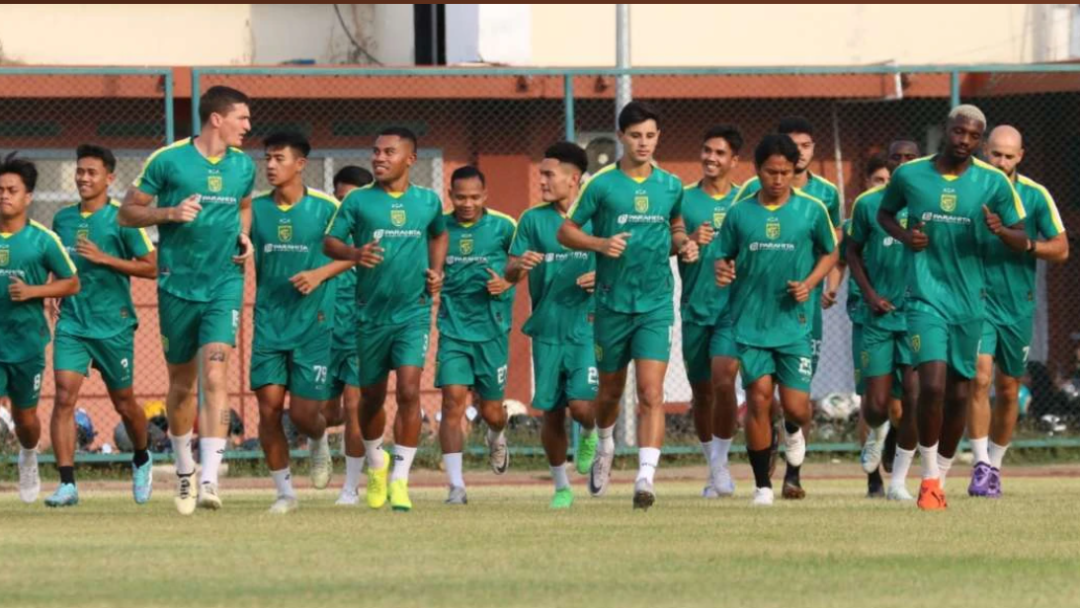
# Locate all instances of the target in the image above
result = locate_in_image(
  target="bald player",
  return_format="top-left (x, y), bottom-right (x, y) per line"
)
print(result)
top-left (966, 125), bottom-right (1068, 498)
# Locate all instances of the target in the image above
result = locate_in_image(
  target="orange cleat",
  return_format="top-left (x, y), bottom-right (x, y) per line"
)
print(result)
top-left (917, 478), bottom-right (947, 511)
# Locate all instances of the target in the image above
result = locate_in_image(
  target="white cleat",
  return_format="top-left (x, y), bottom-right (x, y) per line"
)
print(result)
top-left (310, 434), bottom-right (332, 490)
top-left (783, 428), bottom-right (806, 467)
top-left (17, 449), bottom-right (40, 504)
top-left (268, 496), bottom-right (299, 514)
top-left (197, 482), bottom-right (223, 510)
top-left (335, 488), bottom-right (360, 506)
top-left (860, 423), bottom-right (889, 474)
top-left (886, 485), bottom-right (914, 501)
top-left (487, 431), bottom-right (510, 475)
top-left (174, 475), bottom-right (197, 516)
top-left (711, 464), bottom-right (736, 497)
top-left (588, 449), bottom-right (614, 497)
top-left (751, 487), bottom-right (775, 506)
top-left (702, 485), bottom-right (720, 499)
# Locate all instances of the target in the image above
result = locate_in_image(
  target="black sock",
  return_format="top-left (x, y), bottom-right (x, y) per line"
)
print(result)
top-left (59, 466), bottom-right (76, 485)
top-left (785, 462), bottom-right (801, 484)
top-left (784, 421), bottom-right (801, 435)
top-left (748, 448), bottom-right (772, 489)
top-left (133, 448), bottom-right (150, 468)
top-left (868, 468), bottom-right (884, 491)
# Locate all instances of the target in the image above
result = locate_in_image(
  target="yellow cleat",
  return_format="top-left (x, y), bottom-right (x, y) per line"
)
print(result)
top-left (366, 451), bottom-right (390, 510)
top-left (389, 478), bottom-right (412, 512)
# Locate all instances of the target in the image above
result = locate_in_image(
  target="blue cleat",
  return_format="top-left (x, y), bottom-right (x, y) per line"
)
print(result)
top-left (44, 483), bottom-right (79, 508)
top-left (133, 454), bottom-right (154, 505)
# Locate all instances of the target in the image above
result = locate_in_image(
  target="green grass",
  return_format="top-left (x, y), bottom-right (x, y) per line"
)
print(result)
top-left (2, 473), bottom-right (1080, 608)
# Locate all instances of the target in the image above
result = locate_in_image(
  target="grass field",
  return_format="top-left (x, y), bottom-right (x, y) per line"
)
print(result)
top-left (3, 466), bottom-right (1080, 608)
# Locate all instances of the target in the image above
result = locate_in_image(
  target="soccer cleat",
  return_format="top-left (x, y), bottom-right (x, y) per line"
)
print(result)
top-left (17, 450), bottom-right (40, 504)
top-left (366, 452), bottom-right (390, 510)
top-left (967, 461), bottom-right (994, 498)
top-left (860, 423), bottom-right (889, 474)
top-left (867, 470), bottom-right (885, 499)
top-left (751, 487), bottom-right (775, 506)
top-left (389, 479), bottom-right (412, 512)
top-left (488, 430), bottom-right (510, 475)
top-left (575, 430), bottom-right (599, 476)
top-left (886, 485), bottom-right (914, 501)
top-left (588, 448), bottom-right (614, 497)
top-left (782, 465), bottom-right (805, 500)
top-left (445, 485), bottom-right (468, 505)
top-left (44, 483), bottom-right (79, 508)
top-left (783, 427), bottom-right (806, 467)
top-left (197, 482), bottom-right (222, 510)
top-left (632, 478), bottom-right (655, 511)
top-left (987, 466), bottom-right (1003, 498)
top-left (335, 488), bottom-right (360, 506)
top-left (132, 454), bottom-right (153, 505)
top-left (268, 496), bottom-right (299, 515)
top-left (711, 464), bottom-right (735, 497)
top-left (174, 475), bottom-right (197, 515)
top-left (550, 487), bottom-right (574, 509)
top-left (310, 434), bottom-right (332, 490)
top-left (917, 478), bottom-right (947, 511)
top-left (702, 485), bottom-right (721, 499)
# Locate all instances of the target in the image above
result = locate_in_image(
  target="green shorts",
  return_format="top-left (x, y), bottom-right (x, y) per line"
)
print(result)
top-left (682, 318), bottom-right (738, 384)
top-left (737, 338), bottom-right (814, 393)
top-left (980, 317), bottom-right (1033, 379)
top-left (328, 346), bottom-right (360, 399)
top-left (357, 317), bottom-right (430, 388)
top-left (531, 340), bottom-right (598, 411)
top-left (53, 330), bottom-right (135, 390)
top-left (435, 334), bottom-right (509, 401)
top-left (907, 309), bottom-right (982, 379)
top-left (159, 280), bottom-right (243, 365)
top-left (0, 354), bottom-right (45, 409)
top-left (861, 323), bottom-right (912, 379)
top-left (852, 323), bottom-right (865, 395)
top-left (594, 302), bottom-right (674, 374)
top-left (250, 331), bottom-right (333, 401)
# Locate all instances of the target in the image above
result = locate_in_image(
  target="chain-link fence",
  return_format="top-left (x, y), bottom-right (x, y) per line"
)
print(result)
top-left (5, 66), bottom-right (1080, 460)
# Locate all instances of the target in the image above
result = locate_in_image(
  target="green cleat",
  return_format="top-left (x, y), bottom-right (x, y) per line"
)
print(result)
top-left (550, 487), bottom-right (574, 509)
top-left (44, 483), bottom-right (79, 508)
top-left (366, 451), bottom-right (390, 510)
top-left (389, 479), bottom-right (412, 512)
top-left (575, 430), bottom-right (599, 476)
top-left (132, 454), bottom-right (153, 505)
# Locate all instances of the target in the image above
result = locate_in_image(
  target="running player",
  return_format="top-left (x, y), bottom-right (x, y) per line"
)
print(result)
top-left (679, 125), bottom-right (742, 498)
top-left (558, 101), bottom-right (699, 510)
top-left (121, 86), bottom-right (256, 514)
top-left (0, 155), bottom-right (80, 504)
top-left (878, 105), bottom-right (1029, 510)
top-left (715, 134), bottom-right (838, 506)
top-left (324, 127), bottom-right (448, 512)
top-left (967, 125), bottom-right (1068, 497)
top-left (506, 142), bottom-right (598, 509)
top-left (250, 132), bottom-right (354, 514)
top-left (46, 144), bottom-right (156, 507)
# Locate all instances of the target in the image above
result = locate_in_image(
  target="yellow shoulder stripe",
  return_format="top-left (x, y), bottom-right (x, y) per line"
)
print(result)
top-left (798, 192), bottom-right (839, 247)
top-left (308, 188), bottom-right (341, 209)
top-left (974, 158), bottom-right (1026, 221)
top-left (486, 208), bottom-right (518, 228)
top-left (567, 163), bottom-right (617, 219)
top-left (1018, 175), bottom-right (1065, 234)
top-left (133, 138), bottom-right (190, 186)
top-left (30, 220), bottom-right (78, 274)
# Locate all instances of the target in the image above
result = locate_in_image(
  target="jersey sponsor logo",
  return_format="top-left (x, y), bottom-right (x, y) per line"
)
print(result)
top-left (749, 242), bottom-right (795, 252)
top-left (208, 175), bottom-right (224, 193)
top-left (940, 193), bottom-right (957, 213)
top-left (920, 211), bottom-right (971, 226)
top-left (634, 193), bottom-right (650, 213)
top-left (264, 243), bottom-right (310, 254)
top-left (372, 228), bottom-right (422, 241)
top-left (391, 209), bottom-right (407, 227)
top-left (713, 211), bottom-right (726, 228)
top-left (617, 214), bottom-right (666, 225)
top-left (543, 251), bottom-right (588, 264)
top-left (277, 225), bottom-right (293, 242)
top-left (765, 218), bottom-right (781, 240)
top-left (459, 235), bottom-right (474, 255)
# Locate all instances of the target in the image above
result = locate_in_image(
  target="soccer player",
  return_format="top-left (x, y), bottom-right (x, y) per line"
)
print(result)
top-left (878, 105), bottom-right (1029, 510)
top-left (330, 165), bottom-right (373, 506)
top-left (250, 132), bottom-right (355, 514)
top-left (967, 125), bottom-right (1068, 497)
top-left (734, 117), bottom-right (842, 498)
top-left (0, 155), bottom-right (80, 504)
top-left (847, 140), bottom-right (923, 501)
top-left (715, 134), bottom-right (838, 506)
top-left (46, 144), bottom-right (156, 507)
top-left (558, 101), bottom-right (699, 510)
top-left (324, 127), bottom-right (448, 512)
top-left (679, 125), bottom-right (743, 498)
top-left (436, 166), bottom-right (516, 505)
top-left (120, 86), bottom-right (257, 514)
top-left (506, 142), bottom-right (599, 509)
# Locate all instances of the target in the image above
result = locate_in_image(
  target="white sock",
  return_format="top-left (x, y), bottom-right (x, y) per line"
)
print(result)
top-left (199, 437), bottom-right (227, 486)
top-left (891, 447), bottom-right (915, 488)
top-left (918, 443), bottom-right (940, 480)
top-left (486, 427), bottom-right (504, 444)
top-left (598, 425), bottom-right (615, 454)
top-left (169, 432), bottom-right (195, 476)
top-left (636, 447), bottom-right (661, 484)
top-left (390, 445), bottom-right (417, 483)
top-left (551, 463), bottom-right (570, 490)
top-left (701, 440), bottom-right (716, 468)
top-left (714, 436), bottom-right (733, 467)
top-left (989, 441), bottom-right (1010, 469)
top-left (343, 456), bottom-right (365, 493)
top-left (363, 438), bottom-right (385, 469)
top-left (936, 452), bottom-right (954, 486)
top-left (970, 436), bottom-right (990, 465)
top-left (443, 452), bottom-right (465, 488)
top-left (19, 447), bottom-right (37, 466)
top-left (270, 467), bottom-right (295, 499)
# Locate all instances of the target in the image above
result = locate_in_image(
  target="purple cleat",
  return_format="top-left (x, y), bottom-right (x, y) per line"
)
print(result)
top-left (986, 466), bottom-right (1003, 499)
top-left (968, 461), bottom-right (994, 497)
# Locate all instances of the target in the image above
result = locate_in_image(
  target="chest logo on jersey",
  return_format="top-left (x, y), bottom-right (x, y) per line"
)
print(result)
top-left (634, 194), bottom-right (649, 214)
top-left (900, 217), bottom-right (909, 229)
top-left (940, 193), bottom-right (957, 213)
top-left (277, 225), bottom-right (293, 243)
top-left (459, 235), bottom-right (474, 256)
top-left (713, 211), bottom-right (726, 228)
top-left (0, 248), bottom-right (8, 267)
top-left (77, 228), bottom-right (90, 241)
top-left (208, 175), bottom-right (224, 193)
top-left (766, 218), bottom-right (781, 240)
top-left (391, 209), bottom-right (407, 227)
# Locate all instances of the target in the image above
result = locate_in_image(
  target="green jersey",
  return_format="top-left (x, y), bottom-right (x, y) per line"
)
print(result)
top-left (840, 219), bottom-right (862, 323)
top-left (0, 220), bottom-right (78, 363)
top-left (982, 174), bottom-right (1065, 323)
top-left (326, 183), bottom-right (447, 325)
top-left (251, 188), bottom-right (340, 351)
top-left (509, 203), bottom-right (595, 345)
top-left (717, 190), bottom-right (837, 348)
top-left (568, 163), bottom-right (683, 314)
top-left (331, 239), bottom-right (358, 351)
top-left (678, 182), bottom-right (737, 326)
top-left (52, 201), bottom-right (154, 340)
top-left (880, 156), bottom-right (1026, 323)
top-left (439, 209), bottom-right (517, 342)
top-left (735, 172), bottom-right (842, 225)
top-left (848, 187), bottom-right (910, 331)
top-left (133, 138), bottom-right (255, 302)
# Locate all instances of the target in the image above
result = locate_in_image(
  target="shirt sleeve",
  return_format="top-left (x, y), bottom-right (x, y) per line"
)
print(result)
top-left (120, 226), bottom-right (155, 258)
top-left (849, 199), bottom-right (870, 245)
top-left (43, 231), bottom-right (77, 279)
top-left (826, 187), bottom-right (842, 226)
top-left (428, 196), bottom-right (447, 237)
top-left (508, 212), bottom-right (532, 257)
top-left (1033, 186), bottom-right (1066, 239)
top-left (991, 174), bottom-right (1026, 227)
top-left (879, 170), bottom-right (907, 214)
top-left (669, 183), bottom-right (684, 220)
top-left (326, 197), bottom-right (355, 241)
top-left (242, 160), bottom-right (256, 199)
top-left (568, 179), bottom-right (601, 227)
top-left (717, 206), bottom-right (739, 260)
top-left (734, 177), bottom-right (760, 203)
top-left (812, 203), bottom-right (838, 255)
top-left (132, 151), bottom-right (168, 196)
